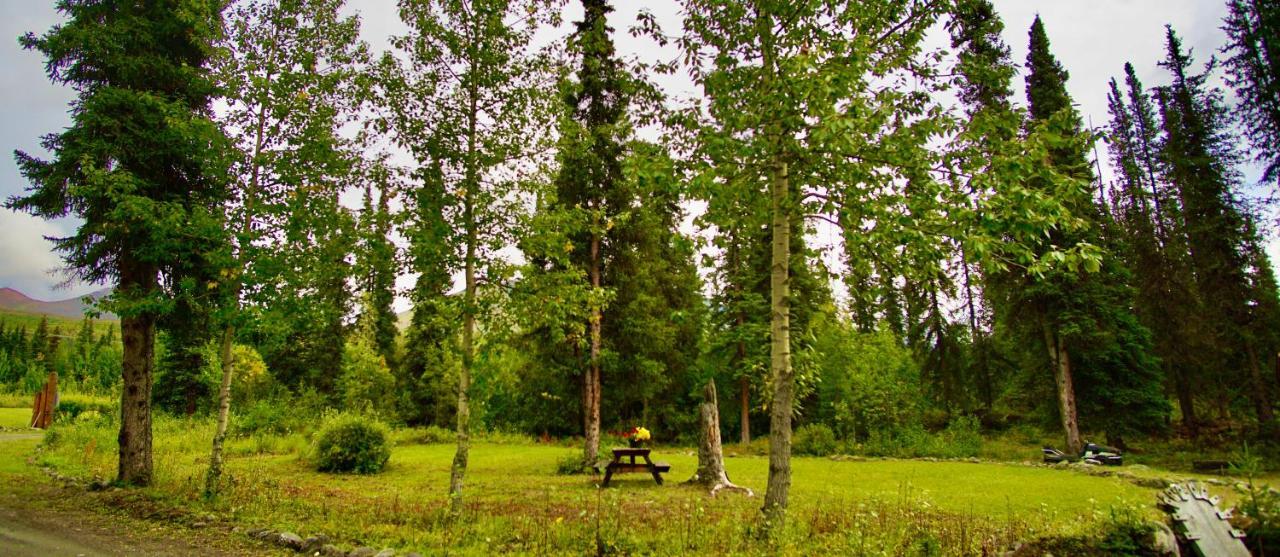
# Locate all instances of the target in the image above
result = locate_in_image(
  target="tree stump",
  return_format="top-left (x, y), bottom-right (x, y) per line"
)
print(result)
top-left (30, 372), bottom-right (58, 429)
top-left (686, 379), bottom-right (752, 497)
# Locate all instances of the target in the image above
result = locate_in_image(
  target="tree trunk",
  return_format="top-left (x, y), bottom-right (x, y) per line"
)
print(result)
top-left (1174, 365), bottom-right (1198, 435)
top-left (1043, 323), bottom-right (1081, 455)
top-left (204, 325), bottom-right (235, 497)
top-left (762, 158), bottom-right (793, 524)
top-left (688, 379), bottom-right (752, 497)
top-left (118, 264), bottom-right (158, 486)
top-left (584, 233), bottom-right (602, 467)
top-left (1246, 343), bottom-right (1275, 426)
top-left (739, 374), bottom-right (750, 445)
top-left (449, 79), bottom-right (479, 517)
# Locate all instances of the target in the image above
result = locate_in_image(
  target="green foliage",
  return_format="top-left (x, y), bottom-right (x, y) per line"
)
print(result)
top-left (338, 340), bottom-right (396, 415)
top-left (1223, 0), bottom-right (1280, 183)
top-left (792, 424), bottom-right (838, 457)
top-left (311, 413), bottom-right (392, 474)
top-left (814, 324), bottom-right (922, 442)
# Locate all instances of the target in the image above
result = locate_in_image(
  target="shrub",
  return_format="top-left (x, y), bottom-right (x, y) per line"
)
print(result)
top-left (555, 452), bottom-right (594, 475)
top-left (421, 425), bottom-right (453, 444)
top-left (338, 340), bottom-right (395, 415)
top-left (311, 414), bottom-right (391, 474)
top-left (794, 423), bottom-right (839, 456)
top-left (235, 399), bottom-right (304, 436)
top-left (56, 393), bottom-right (116, 424)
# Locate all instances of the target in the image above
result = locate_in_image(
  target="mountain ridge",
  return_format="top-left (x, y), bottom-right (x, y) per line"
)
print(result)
top-left (0, 286), bottom-right (115, 320)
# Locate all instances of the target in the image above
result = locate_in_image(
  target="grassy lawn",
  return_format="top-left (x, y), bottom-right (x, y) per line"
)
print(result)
top-left (0, 407), bottom-right (31, 429)
top-left (7, 415), bottom-right (1173, 555)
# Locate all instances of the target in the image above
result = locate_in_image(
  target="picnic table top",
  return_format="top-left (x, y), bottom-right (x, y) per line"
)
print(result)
top-left (610, 447), bottom-right (651, 457)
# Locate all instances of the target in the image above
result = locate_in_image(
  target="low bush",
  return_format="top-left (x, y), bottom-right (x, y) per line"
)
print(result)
top-left (55, 393), bottom-right (116, 423)
top-left (793, 423), bottom-right (839, 456)
top-left (554, 452), bottom-right (594, 475)
top-left (311, 414), bottom-right (391, 474)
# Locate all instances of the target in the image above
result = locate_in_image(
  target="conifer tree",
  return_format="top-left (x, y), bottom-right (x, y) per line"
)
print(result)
top-left (1158, 27), bottom-right (1277, 426)
top-left (357, 161), bottom-right (400, 371)
top-left (1223, 0), bottom-right (1280, 184)
top-left (9, 0), bottom-right (229, 486)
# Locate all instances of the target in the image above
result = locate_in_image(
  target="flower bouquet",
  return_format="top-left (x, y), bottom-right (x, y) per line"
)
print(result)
top-left (625, 426), bottom-right (651, 448)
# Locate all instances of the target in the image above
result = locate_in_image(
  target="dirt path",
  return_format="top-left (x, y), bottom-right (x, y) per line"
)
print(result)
top-left (0, 432), bottom-right (282, 556)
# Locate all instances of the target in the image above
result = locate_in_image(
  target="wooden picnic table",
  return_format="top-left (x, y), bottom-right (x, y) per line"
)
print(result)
top-left (601, 447), bottom-right (670, 487)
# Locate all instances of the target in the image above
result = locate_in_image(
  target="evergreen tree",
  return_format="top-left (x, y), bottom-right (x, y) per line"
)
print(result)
top-left (357, 161), bottom-right (400, 371)
top-left (1157, 27), bottom-right (1277, 426)
top-left (1106, 63), bottom-right (1207, 432)
top-left (993, 16), bottom-right (1167, 453)
top-left (1223, 0), bottom-right (1280, 183)
top-left (9, 0), bottom-right (229, 486)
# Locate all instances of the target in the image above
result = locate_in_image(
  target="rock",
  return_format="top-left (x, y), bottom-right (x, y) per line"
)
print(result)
top-left (303, 535), bottom-right (330, 552)
top-left (278, 532), bottom-right (304, 550)
top-left (1152, 522), bottom-right (1179, 556)
top-left (373, 549), bottom-right (396, 557)
top-left (319, 544), bottom-right (345, 557)
top-left (192, 522), bottom-right (207, 528)
top-left (967, 457), bottom-right (980, 463)
top-left (347, 548), bottom-right (377, 557)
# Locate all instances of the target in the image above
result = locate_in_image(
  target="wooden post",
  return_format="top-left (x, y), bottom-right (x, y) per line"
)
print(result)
top-left (30, 372), bottom-right (58, 429)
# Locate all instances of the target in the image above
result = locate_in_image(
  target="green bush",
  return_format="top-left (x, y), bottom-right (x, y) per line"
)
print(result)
top-left (421, 425), bottom-right (453, 444)
top-left (235, 399), bottom-right (304, 436)
top-left (55, 393), bottom-right (116, 424)
top-left (794, 423), bottom-right (839, 456)
top-left (311, 414), bottom-right (391, 474)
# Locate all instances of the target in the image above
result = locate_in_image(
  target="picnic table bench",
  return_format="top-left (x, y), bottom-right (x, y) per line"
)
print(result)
top-left (601, 447), bottom-right (670, 487)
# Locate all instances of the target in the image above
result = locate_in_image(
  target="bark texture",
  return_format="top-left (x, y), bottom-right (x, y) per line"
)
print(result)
top-left (688, 380), bottom-right (752, 497)
top-left (118, 266), bottom-right (157, 486)
top-left (584, 234), bottom-right (602, 467)
top-left (204, 326), bottom-right (236, 497)
top-left (762, 159), bottom-right (793, 524)
top-left (1043, 323), bottom-right (1081, 455)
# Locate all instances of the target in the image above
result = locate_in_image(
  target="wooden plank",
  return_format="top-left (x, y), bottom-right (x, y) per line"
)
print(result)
top-left (1159, 482), bottom-right (1250, 557)
top-left (611, 448), bottom-right (650, 457)
top-left (608, 464), bottom-right (652, 474)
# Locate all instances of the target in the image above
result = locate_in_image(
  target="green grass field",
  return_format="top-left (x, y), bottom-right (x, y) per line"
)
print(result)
top-left (5, 413), bottom-right (1175, 556)
top-left (0, 407), bottom-right (31, 429)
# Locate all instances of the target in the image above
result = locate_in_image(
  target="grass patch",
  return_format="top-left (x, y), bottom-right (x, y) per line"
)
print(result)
top-left (17, 414), bottom-right (1174, 555)
top-left (0, 407), bottom-right (31, 429)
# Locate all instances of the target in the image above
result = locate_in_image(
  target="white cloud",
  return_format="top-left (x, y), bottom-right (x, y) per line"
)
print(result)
top-left (0, 209), bottom-right (93, 300)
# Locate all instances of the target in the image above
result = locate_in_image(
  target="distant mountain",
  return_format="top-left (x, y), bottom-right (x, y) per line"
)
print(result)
top-left (0, 287), bottom-right (115, 320)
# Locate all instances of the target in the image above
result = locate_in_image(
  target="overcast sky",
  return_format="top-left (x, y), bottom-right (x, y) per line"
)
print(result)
top-left (0, 0), bottom-right (1272, 304)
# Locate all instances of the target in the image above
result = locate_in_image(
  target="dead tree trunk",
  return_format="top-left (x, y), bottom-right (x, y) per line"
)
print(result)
top-left (1043, 323), bottom-right (1081, 455)
top-left (687, 379), bottom-right (752, 497)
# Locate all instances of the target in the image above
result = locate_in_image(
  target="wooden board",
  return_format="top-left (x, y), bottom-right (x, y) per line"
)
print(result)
top-left (1158, 482), bottom-right (1250, 557)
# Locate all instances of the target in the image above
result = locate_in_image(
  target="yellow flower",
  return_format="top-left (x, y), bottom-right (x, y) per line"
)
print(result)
top-left (634, 427), bottom-right (651, 441)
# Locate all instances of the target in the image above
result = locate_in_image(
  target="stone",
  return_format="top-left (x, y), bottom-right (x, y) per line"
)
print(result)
top-left (319, 544), bottom-right (346, 557)
top-left (347, 548), bottom-right (377, 557)
top-left (303, 535), bottom-right (330, 552)
top-left (373, 549), bottom-right (396, 557)
top-left (1152, 522), bottom-right (1179, 556)
top-left (278, 532), bottom-right (304, 550)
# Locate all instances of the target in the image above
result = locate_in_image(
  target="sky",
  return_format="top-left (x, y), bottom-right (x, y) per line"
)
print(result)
top-left (0, 0), bottom-right (1273, 305)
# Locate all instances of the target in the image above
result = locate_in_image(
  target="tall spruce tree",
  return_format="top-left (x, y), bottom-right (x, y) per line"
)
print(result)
top-left (994, 16), bottom-right (1167, 453)
top-left (1223, 0), bottom-right (1280, 184)
top-left (554, 0), bottom-right (628, 466)
top-left (9, 0), bottom-right (229, 486)
top-left (1106, 63), bottom-right (1207, 432)
top-left (357, 160), bottom-right (400, 371)
top-left (1157, 27), bottom-right (1276, 426)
